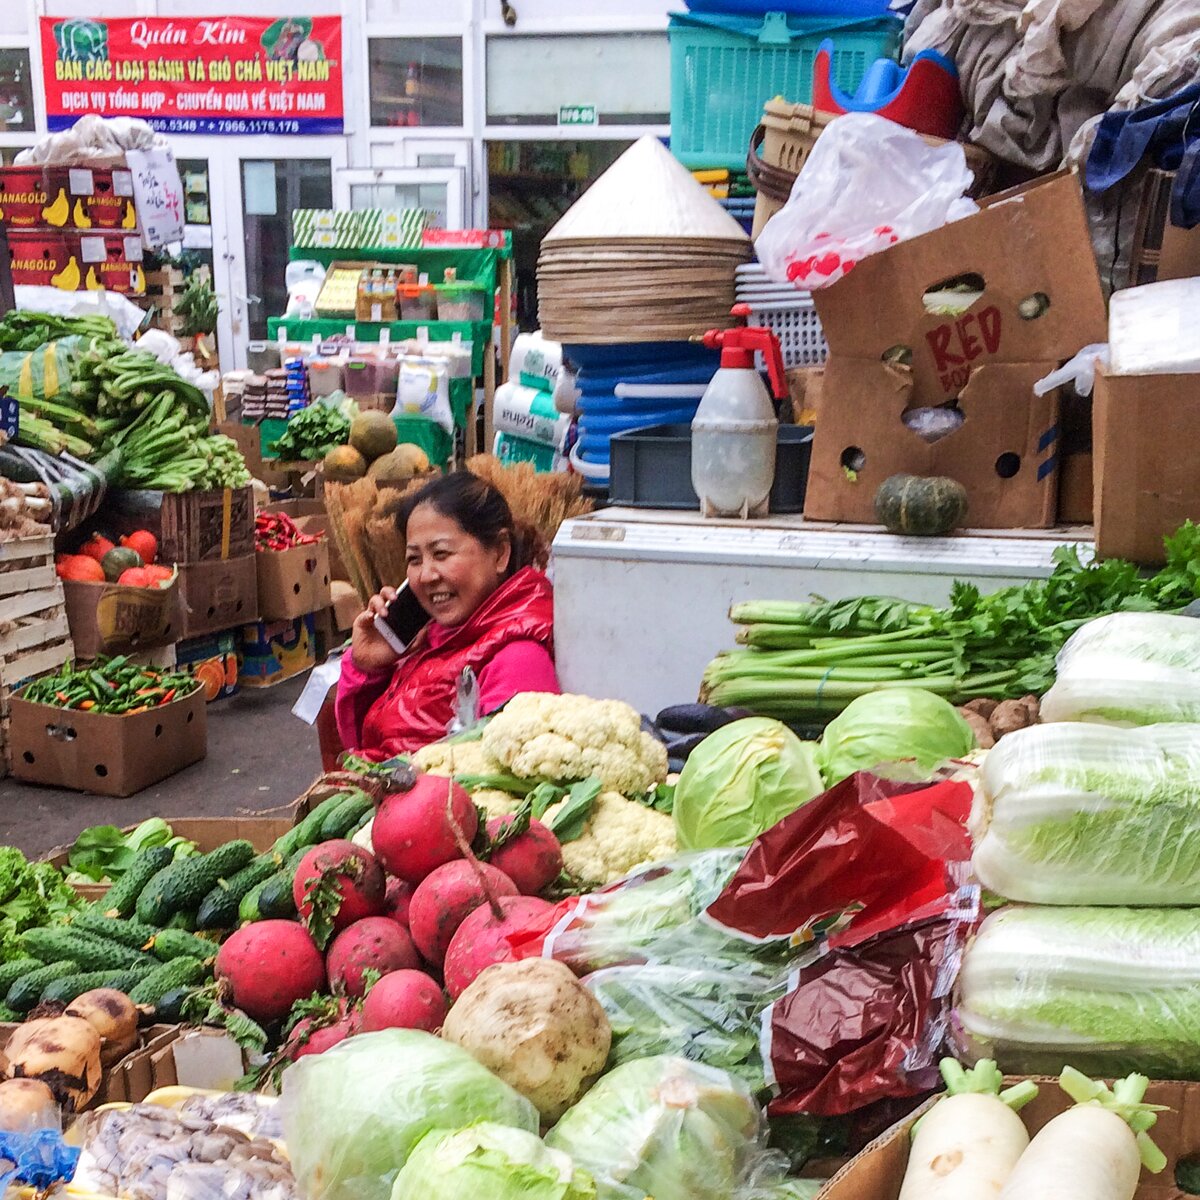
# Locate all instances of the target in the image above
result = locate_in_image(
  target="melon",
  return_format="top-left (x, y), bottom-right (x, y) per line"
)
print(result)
top-left (874, 474), bottom-right (969, 537)
top-left (323, 445), bottom-right (368, 482)
top-left (101, 546), bottom-right (142, 582)
top-left (367, 444), bottom-right (431, 488)
top-left (349, 411), bottom-right (398, 463)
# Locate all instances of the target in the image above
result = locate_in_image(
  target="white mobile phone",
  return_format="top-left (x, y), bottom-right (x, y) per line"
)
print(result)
top-left (373, 582), bottom-right (428, 654)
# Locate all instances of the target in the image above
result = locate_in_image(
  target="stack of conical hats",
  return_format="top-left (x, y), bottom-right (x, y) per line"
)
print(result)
top-left (538, 136), bottom-right (752, 344)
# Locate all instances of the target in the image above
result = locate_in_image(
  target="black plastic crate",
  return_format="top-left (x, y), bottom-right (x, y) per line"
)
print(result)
top-left (609, 423), bottom-right (813, 512)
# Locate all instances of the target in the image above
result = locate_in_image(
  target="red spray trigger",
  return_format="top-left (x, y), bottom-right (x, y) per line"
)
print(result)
top-left (699, 323), bottom-right (788, 401)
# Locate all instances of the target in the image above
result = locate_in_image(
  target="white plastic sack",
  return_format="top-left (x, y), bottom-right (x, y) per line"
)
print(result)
top-left (756, 113), bottom-right (978, 290)
top-left (1033, 344), bottom-right (1110, 397)
top-left (15, 286), bottom-right (143, 340)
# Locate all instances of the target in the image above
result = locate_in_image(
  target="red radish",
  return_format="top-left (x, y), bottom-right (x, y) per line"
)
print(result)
top-left (215, 921), bottom-right (326, 1023)
top-left (443, 895), bottom-right (554, 999)
top-left (293, 840), bottom-right (387, 945)
top-left (371, 775), bottom-right (478, 883)
top-left (408, 861), bottom-right (518, 965)
top-left (384, 877), bottom-right (414, 928)
top-left (326, 916), bottom-right (420, 996)
top-left (361, 969), bottom-right (447, 1033)
top-left (486, 817), bottom-right (564, 895)
top-left (291, 1019), bottom-right (357, 1059)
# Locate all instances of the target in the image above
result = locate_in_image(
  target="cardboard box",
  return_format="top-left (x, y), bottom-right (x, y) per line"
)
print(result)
top-left (805, 360), bottom-right (1061, 528)
top-left (175, 630), bottom-right (239, 702)
top-left (136, 1028), bottom-right (250, 1094)
top-left (256, 541), bottom-right (331, 621)
top-left (265, 499), bottom-right (347, 580)
top-left (812, 172), bottom-right (1108, 400)
top-left (176, 554), bottom-right (258, 640)
top-left (331, 578), bottom-right (363, 632)
top-left (62, 578), bottom-right (179, 660)
top-left (8, 685), bottom-right (207, 797)
top-left (105, 487), bottom-right (256, 564)
top-left (821, 1078), bottom-right (1200, 1200)
top-left (1093, 368), bottom-right (1200, 564)
top-left (239, 614), bottom-right (317, 688)
top-left (1059, 452), bottom-right (1094, 525)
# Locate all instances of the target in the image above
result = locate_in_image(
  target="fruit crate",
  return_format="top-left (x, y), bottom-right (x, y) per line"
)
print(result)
top-left (0, 534), bottom-right (75, 777)
top-left (668, 10), bottom-right (901, 170)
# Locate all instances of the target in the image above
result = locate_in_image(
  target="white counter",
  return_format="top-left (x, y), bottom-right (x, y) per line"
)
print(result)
top-left (550, 508), bottom-right (1094, 716)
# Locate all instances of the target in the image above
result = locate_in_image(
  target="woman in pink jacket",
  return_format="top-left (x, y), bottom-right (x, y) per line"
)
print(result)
top-left (335, 472), bottom-right (559, 759)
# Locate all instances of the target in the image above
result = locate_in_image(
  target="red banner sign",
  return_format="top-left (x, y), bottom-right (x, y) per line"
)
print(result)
top-left (41, 15), bottom-right (344, 136)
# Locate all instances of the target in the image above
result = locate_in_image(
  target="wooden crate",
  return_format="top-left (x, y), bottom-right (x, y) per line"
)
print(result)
top-left (0, 534), bottom-right (74, 776)
top-left (105, 485), bottom-right (255, 564)
top-left (145, 264), bottom-right (211, 335)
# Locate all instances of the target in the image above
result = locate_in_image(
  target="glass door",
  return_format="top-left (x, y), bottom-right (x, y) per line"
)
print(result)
top-left (335, 167), bottom-right (466, 232)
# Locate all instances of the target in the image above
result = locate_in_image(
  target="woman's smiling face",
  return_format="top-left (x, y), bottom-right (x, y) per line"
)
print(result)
top-left (405, 501), bottom-right (511, 627)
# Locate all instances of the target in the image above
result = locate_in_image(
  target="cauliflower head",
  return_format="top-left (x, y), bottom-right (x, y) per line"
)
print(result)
top-left (483, 693), bottom-right (668, 795)
top-left (472, 788), bottom-right (527, 820)
top-left (545, 790), bottom-right (677, 886)
top-left (412, 737), bottom-right (502, 778)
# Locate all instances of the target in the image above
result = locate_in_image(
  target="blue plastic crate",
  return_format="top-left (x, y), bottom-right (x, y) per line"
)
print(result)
top-left (669, 10), bottom-right (901, 169)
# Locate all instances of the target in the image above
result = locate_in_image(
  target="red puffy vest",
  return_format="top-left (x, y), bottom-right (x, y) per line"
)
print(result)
top-left (359, 566), bottom-right (554, 757)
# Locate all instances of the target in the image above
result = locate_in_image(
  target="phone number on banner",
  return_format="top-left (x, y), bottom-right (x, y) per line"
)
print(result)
top-left (143, 117), bottom-right (343, 135)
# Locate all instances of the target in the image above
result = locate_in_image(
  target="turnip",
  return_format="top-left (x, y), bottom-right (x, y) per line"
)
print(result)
top-left (371, 775), bottom-right (478, 884)
top-left (293, 840), bottom-right (387, 948)
top-left (215, 920), bottom-right (327, 1024)
top-left (996, 1069), bottom-right (1166, 1200)
top-left (361, 969), bottom-right (447, 1033)
top-left (899, 1060), bottom-right (1038, 1200)
top-left (442, 958), bottom-right (611, 1121)
top-left (486, 816), bottom-right (563, 895)
top-left (408, 860), bottom-right (518, 965)
top-left (327, 916), bottom-right (421, 996)
top-left (443, 895), bottom-right (554, 999)
top-left (384, 877), bottom-right (414, 928)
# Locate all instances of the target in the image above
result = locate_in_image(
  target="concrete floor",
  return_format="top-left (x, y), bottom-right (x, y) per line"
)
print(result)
top-left (2, 676), bottom-right (322, 858)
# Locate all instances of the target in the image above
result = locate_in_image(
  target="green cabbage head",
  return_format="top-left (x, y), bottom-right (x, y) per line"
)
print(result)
top-left (673, 718), bottom-right (824, 850)
top-left (392, 1124), bottom-right (596, 1200)
top-left (281, 1030), bottom-right (539, 1200)
top-left (545, 1056), bottom-right (763, 1200)
top-left (817, 688), bottom-right (975, 786)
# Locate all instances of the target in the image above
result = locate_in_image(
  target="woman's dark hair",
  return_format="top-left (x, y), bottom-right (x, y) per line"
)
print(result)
top-left (398, 472), bottom-right (549, 574)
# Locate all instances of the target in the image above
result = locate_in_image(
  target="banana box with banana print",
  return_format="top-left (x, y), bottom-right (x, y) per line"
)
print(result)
top-left (0, 165), bottom-right (136, 231)
top-left (7, 230), bottom-right (146, 294)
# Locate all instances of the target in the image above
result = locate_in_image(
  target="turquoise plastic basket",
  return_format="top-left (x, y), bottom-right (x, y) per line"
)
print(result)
top-left (669, 10), bottom-right (901, 170)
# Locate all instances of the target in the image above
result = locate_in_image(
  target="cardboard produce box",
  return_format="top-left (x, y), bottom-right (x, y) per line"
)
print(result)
top-left (239, 614), bottom-right (317, 688)
top-left (8, 685), bottom-right (206, 797)
top-left (256, 541), bottom-right (331, 622)
top-left (62, 577), bottom-right (179, 660)
top-left (820, 1077), bottom-right (1200, 1200)
top-left (806, 171), bottom-right (1107, 528)
top-left (176, 554), bottom-right (258, 641)
top-left (106, 487), bottom-right (256, 564)
top-left (175, 630), bottom-right (239, 702)
top-left (266, 499), bottom-right (347, 580)
top-left (1093, 368), bottom-right (1200, 564)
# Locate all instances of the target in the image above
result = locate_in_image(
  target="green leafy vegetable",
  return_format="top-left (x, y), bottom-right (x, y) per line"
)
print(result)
top-left (67, 818), bottom-right (195, 883)
top-left (0, 849), bottom-right (83, 963)
top-left (548, 779), bottom-right (602, 843)
top-left (270, 394), bottom-right (355, 462)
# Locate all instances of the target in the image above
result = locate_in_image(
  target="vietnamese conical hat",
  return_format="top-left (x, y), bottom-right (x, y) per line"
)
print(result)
top-left (542, 135), bottom-right (750, 246)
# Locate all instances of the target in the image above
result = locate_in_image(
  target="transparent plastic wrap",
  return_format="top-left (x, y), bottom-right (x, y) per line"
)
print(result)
top-left (584, 965), bottom-right (778, 1095)
top-left (279, 1029), bottom-right (539, 1200)
top-left (1040, 612), bottom-right (1200, 726)
top-left (970, 720), bottom-right (1200, 904)
top-left (955, 905), bottom-right (1200, 1079)
top-left (544, 1056), bottom-right (773, 1200)
top-left (756, 113), bottom-right (978, 290)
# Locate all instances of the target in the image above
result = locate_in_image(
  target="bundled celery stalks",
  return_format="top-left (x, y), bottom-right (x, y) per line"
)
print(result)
top-left (957, 905), bottom-right (1200, 1079)
top-left (702, 527), bottom-right (1200, 723)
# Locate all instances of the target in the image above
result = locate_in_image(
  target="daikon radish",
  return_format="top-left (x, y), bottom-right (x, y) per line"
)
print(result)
top-left (899, 1059), bottom-right (1038, 1200)
top-left (997, 1069), bottom-right (1167, 1200)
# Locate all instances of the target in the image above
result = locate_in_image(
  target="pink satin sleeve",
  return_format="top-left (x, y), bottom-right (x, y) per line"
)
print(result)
top-left (477, 640), bottom-right (560, 715)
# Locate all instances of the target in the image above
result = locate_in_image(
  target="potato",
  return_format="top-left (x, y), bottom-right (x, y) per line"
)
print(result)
top-left (5, 1016), bottom-right (102, 1113)
top-left (963, 698), bottom-right (999, 720)
top-left (442, 958), bottom-right (611, 1122)
top-left (960, 708), bottom-right (995, 750)
top-left (66, 988), bottom-right (139, 1066)
top-left (990, 699), bottom-right (1037, 740)
top-left (0, 1078), bottom-right (58, 1132)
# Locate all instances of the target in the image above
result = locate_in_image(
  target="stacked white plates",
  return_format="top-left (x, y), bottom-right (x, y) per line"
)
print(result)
top-left (538, 136), bottom-right (752, 345)
top-left (735, 262), bottom-right (808, 307)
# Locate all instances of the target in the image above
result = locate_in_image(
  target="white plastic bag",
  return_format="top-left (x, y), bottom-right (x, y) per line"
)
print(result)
top-left (1033, 344), bottom-right (1110, 397)
top-left (756, 113), bottom-right (978, 290)
top-left (394, 357), bottom-right (453, 433)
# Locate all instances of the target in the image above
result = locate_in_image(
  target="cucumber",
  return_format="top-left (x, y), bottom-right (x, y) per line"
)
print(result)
top-left (238, 874), bottom-right (273, 924)
top-left (22, 927), bottom-right (156, 973)
top-left (7, 961), bottom-right (78, 1012)
top-left (319, 793), bottom-right (374, 841)
top-left (138, 841), bottom-right (255, 924)
top-left (71, 910), bottom-right (159, 951)
top-left (150, 929), bottom-right (217, 963)
top-left (102, 845), bottom-right (175, 917)
top-left (40, 965), bottom-right (155, 1005)
top-left (195, 853), bottom-right (281, 930)
top-left (0, 1004), bottom-right (17, 1022)
top-left (152, 986), bottom-right (194, 1023)
top-left (257, 849), bottom-right (308, 920)
top-left (128, 957), bottom-right (208, 1006)
top-left (136, 862), bottom-right (181, 925)
top-left (288, 792), bottom-right (354, 849)
top-left (0, 957), bottom-right (43, 994)
top-left (165, 910), bottom-right (197, 931)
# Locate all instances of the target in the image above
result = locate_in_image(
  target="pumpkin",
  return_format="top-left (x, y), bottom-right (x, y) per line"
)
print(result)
top-left (874, 474), bottom-right (968, 536)
top-left (79, 533), bottom-right (115, 563)
top-left (56, 554), bottom-right (105, 583)
top-left (101, 546), bottom-right (142, 582)
top-left (120, 530), bottom-right (158, 564)
top-left (117, 566), bottom-right (154, 587)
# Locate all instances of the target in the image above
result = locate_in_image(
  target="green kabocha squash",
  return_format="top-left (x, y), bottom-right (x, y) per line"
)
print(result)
top-left (101, 546), bottom-right (142, 581)
top-left (874, 474), bottom-right (968, 536)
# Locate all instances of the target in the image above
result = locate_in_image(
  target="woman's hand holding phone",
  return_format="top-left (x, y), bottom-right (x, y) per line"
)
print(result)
top-left (352, 586), bottom-right (402, 674)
